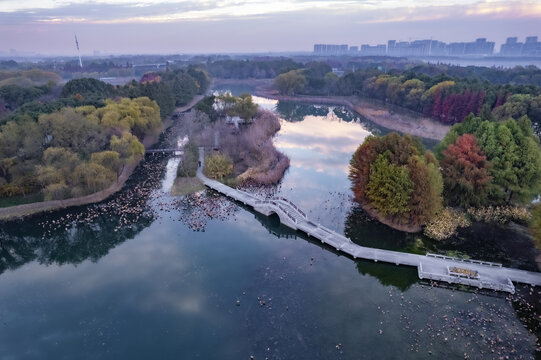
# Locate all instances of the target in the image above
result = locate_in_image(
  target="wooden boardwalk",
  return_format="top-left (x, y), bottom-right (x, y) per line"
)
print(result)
top-left (196, 148), bottom-right (541, 293)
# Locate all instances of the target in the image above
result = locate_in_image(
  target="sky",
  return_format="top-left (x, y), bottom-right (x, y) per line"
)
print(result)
top-left (0, 0), bottom-right (540, 55)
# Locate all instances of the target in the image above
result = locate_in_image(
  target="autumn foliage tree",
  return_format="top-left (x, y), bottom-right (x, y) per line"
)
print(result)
top-left (440, 134), bottom-right (492, 208)
top-left (437, 114), bottom-right (541, 206)
top-left (349, 133), bottom-right (443, 230)
top-left (204, 153), bottom-right (233, 180)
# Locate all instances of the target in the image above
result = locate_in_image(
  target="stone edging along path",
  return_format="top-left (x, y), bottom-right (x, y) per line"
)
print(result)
top-left (0, 95), bottom-right (205, 221)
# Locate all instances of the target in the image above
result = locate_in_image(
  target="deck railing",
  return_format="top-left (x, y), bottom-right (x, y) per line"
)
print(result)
top-left (426, 253), bottom-right (502, 268)
top-left (418, 263), bottom-right (514, 293)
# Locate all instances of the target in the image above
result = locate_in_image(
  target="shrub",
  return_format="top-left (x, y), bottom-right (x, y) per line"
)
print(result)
top-left (44, 182), bottom-right (69, 201)
top-left (204, 153), bottom-right (233, 180)
top-left (466, 206), bottom-right (531, 224)
top-left (424, 207), bottom-right (471, 241)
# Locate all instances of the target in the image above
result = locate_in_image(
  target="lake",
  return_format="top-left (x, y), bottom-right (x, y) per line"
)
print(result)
top-left (0, 91), bottom-right (538, 359)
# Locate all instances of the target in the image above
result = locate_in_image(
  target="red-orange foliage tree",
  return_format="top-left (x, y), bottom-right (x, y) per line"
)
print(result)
top-left (349, 136), bottom-right (381, 202)
top-left (441, 134), bottom-right (492, 208)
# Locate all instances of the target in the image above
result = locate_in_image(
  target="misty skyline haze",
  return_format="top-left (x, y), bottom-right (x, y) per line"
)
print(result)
top-left (0, 0), bottom-right (540, 55)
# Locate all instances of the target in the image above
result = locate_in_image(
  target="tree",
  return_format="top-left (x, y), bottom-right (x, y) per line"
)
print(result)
top-left (43, 182), bottom-right (69, 201)
top-left (110, 133), bottom-right (145, 164)
top-left (187, 66), bottom-right (211, 94)
top-left (42, 147), bottom-right (80, 170)
top-left (492, 94), bottom-right (531, 120)
top-left (195, 95), bottom-right (219, 122)
top-left (349, 136), bottom-right (382, 202)
top-left (39, 108), bottom-right (109, 157)
top-left (438, 115), bottom-right (541, 205)
top-left (204, 153), bottom-right (233, 180)
top-left (164, 72), bottom-right (199, 106)
top-left (274, 70), bottom-right (306, 95)
top-left (350, 132), bottom-right (443, 228)
top-left (407, 155), bottom-right (443, 225)
top-left (140, 82), bottom-right (175, 120)
top-left (92, 97), bottom-right (161, 139)
top-left (366, 153), bottom-right (413, 216)
top-left (72, 162), bottom-right (116, 195)
top-left (37, 147), bottom-right (82, 199)
top-left (228, 94), bottom-right (258, 122)
top-left (90, 151), bottom-right (120, 175)
top-left (60, 78), bottom-right (116, 100)
top-left (440, 134), bottom-right (492, 208)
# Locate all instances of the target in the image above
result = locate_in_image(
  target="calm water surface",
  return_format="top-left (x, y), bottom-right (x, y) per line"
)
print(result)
top-left (0, 93), bottom-right (538, 359)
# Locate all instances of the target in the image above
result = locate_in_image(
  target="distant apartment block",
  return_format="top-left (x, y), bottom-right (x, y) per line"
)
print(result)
top-left (387, 38), bottom-right (494, 56)
top-left (360, 44), bottom-right (387, 56)
top-left (313, 36), bottom-right (540, 57)
top-left (313, 44), bottom-right (349, 55)
top-left (500, 36), bottom-right (541, 56)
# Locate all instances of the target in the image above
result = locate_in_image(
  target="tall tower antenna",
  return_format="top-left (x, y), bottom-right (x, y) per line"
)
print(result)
top-left (75, 34), bottom-right (83, 69)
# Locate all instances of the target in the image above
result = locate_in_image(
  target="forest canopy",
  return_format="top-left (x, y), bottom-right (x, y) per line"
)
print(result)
top-left (0, 97), bottom-right (160, 200)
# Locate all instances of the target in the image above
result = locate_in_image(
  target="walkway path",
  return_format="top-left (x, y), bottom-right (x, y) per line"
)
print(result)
top-left (196, 148), bottom-right (541, 293)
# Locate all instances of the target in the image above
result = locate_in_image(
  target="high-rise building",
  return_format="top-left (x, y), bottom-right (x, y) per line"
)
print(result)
top-left (522, 36), bottom-right (541, 56)
top-left (500, 37), bottom-right (523, 56)
top-left (360, 44), bottom-right (386, 56)
top-left (313, 43), bottom-right (349, 55)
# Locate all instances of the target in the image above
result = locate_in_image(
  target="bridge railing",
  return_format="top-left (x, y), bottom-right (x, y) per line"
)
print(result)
top-left (418, 263), bottom-right (515, 293)
top-left (426, 253), bottom-right (502, 268)
top-left (273, 197), bottom-right (307, 218)
top-left (272, 202), bottom-right (298, 224)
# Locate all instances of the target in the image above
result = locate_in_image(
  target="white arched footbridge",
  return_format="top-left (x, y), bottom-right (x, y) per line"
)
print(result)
top-left (196, 148), bottom-right (541, 294)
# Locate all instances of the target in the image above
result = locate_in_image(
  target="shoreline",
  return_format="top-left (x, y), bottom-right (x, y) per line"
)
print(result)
top-left (0, 95), bottom-right (205, 221)
top-left (213, 78), bottom-right (450, 141)
top-left (256, 92), bottom-right (449, 141)
top-left (360, 202), bottom-right (422, 233)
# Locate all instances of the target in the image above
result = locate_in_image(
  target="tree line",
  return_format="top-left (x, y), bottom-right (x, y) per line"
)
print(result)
top-left (274, 62), bottom-right (541, 126)
top-left (204, 59), bottom-right (301, 79)
top-left (0, 70), bottom-right (62, 119)
top-left (2, 66), bottom-right (210, 125)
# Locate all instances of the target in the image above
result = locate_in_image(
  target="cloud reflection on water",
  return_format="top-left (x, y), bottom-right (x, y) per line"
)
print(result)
top-left (275, 113), bottom-right (371, 175)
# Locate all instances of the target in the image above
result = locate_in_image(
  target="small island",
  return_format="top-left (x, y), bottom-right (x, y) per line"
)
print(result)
top-left (172, 93), bottom-right (289, 195)
top-left (349, 114), bottom-right (541, 258)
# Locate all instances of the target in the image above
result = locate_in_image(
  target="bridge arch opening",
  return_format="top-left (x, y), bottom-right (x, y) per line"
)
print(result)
top-left (267, 211), bottom-right (283, 226)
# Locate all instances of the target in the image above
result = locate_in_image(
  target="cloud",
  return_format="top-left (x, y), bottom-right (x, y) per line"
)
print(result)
top-left (2, 0), bottom-right (540, 25)
top-left (0, 0), bottom-right (539, 54)
top-left (354, 0), bottom-right (541, 24)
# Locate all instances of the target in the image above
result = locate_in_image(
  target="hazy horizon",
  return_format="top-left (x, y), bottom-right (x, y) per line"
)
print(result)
top-left (1, 0), bottom-right (540, 55)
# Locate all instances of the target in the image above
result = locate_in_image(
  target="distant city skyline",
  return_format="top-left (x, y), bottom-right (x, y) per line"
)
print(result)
top-left (314, 36), bottom-right (541, 57)
top-left (0, 0), bottom-right (540, 55)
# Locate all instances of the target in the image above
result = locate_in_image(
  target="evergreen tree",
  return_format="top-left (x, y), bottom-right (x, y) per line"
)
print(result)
top-left (366, 153), bottom-right (413, 216)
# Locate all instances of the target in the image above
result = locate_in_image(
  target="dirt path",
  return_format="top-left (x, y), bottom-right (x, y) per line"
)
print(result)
top-left (0, 96), bottom-right (206, 221)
